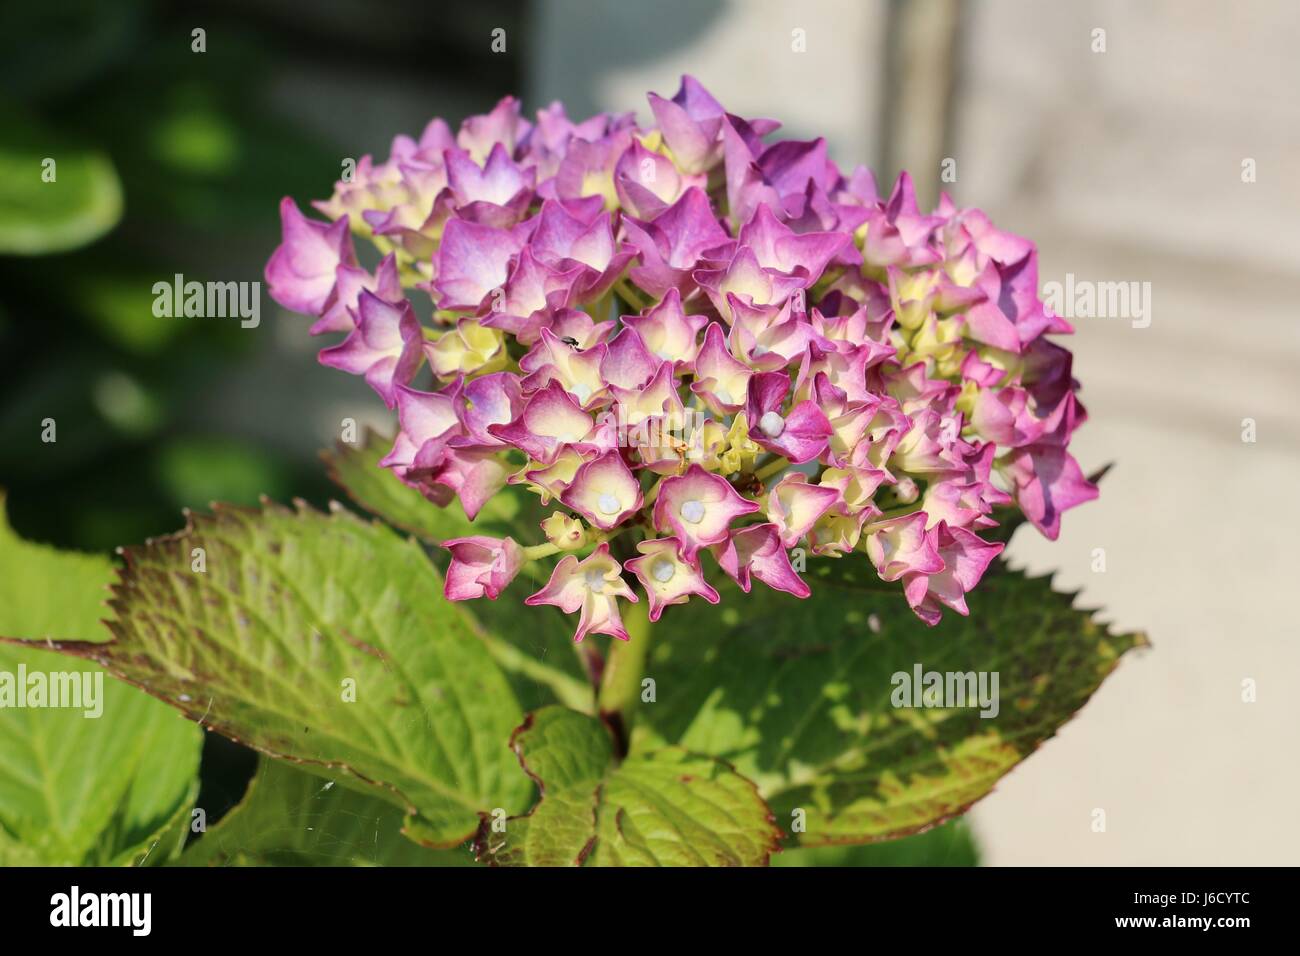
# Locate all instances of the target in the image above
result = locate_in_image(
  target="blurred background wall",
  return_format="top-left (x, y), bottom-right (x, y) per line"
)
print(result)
top-left (2, 0), bottom-right (1296, 864)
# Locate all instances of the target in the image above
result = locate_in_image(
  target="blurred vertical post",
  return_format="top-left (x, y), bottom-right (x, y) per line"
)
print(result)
top-left (879, 0), bottom-right (963, 209)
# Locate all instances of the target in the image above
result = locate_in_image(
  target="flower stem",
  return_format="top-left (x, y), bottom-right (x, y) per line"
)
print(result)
top-left (577, 640), bottom-right (605, 693)
top-left (596, 599), bottom-right (653, 758)
top-left (521, 542), bottom-right (562, 561)
top-left (642, 476), bottom-right (665, 507)
top-left (753, 456), bottom-right (790, 483)
top-left (614, 278), bottom-right (649, 313)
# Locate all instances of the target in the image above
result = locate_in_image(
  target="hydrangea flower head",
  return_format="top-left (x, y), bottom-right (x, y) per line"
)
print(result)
top-left (267, 78), bottom-right (1097, 641)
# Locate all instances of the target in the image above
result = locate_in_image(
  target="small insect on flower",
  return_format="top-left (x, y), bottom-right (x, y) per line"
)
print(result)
top-left (266, 76), bottom-right (1097, 641)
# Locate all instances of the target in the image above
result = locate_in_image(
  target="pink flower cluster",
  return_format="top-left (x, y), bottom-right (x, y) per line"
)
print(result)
top-left (266, 76), bottom-right (1097, 639)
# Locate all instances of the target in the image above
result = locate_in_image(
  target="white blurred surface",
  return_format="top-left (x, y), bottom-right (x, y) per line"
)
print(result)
top-left (951, 0), bottom-right (1300, 864)
top-left (533, 0), bottom-right (1300, 864)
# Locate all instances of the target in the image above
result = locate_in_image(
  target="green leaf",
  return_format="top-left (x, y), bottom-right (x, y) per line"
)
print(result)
top-left (0, 105), bottom-right (124, 255)
top-left (0, 495), bottom-right (201, 865)
top-left (460, 576), bottom-right (595, 715)
top-left (772, 819), bottom-right (979, 866)
top-left (33, 499), bottom-right (534, 847)
top-left (476, 706), bottom-right (781, 866)
top-left (181, 759), bottom-right (474, 866)
top-left (634, 559), bottom-right (1147, 847)
top-left (323, 431), bottom-right (593, 714)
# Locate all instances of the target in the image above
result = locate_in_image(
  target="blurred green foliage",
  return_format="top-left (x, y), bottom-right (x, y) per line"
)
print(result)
top-left (0, 0), bottom-right (532, 553)
top-left (0, 104), bottom-right (123, 255)
top-left (0, 0), bottom-right (344, 551)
